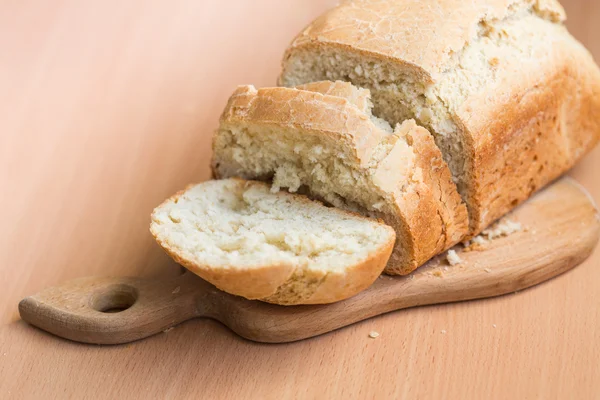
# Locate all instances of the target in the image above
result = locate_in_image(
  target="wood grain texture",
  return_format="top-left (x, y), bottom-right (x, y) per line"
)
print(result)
top-left (17, 178), bottom-right (600, 345)
top-left (1, 0), bottom-right (599, 399)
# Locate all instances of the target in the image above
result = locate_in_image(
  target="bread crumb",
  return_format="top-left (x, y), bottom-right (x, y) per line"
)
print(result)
top-left (493, 324), bottom-right (497, 328)
top-left (462, 235), bottom-right (488, 252)
top-left (368, 331), bottom-right (379, 338)
top-left (484, 268), bottom-right (492, 273)
top-left (472, 236), bottom-right (487, 245)
top-left (409, 274), bottom-right (415, 280)
top-left (441, 330), bottom-right (447, 334)
top-left (463, 242), bottom-right (487, 252)
top-left (463, 219), bottom-right (523, 251)
top-left (433, 270), bottom-right (443, 277)
top-left (482, 218), bottom-right (522, 240)
top-left (446, 249), bottom-right (462, 266)
top-left (172, 286), bottom-right (181, 294)
top-left (163, 327), bottom-right (174, 333)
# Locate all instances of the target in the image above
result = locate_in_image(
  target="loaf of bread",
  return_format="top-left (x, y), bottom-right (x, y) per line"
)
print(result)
top-left (150, 179), bottom-right (395, 305)
top-left (279, 0), bottom-right (600, 235)
top-left (212, 81), bottom-right (468, 274)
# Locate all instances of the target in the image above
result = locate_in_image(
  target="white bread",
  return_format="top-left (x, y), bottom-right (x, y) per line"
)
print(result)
top-left (150, 179), bottom-right (395, 305)
top-left (212, 81), bottom-right (468, 275)
top-left (279, 0), bottom-right (600, 235)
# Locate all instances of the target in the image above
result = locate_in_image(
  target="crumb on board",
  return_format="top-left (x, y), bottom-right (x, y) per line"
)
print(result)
top-left (172, 286), bottom-right (181, 294)
top-left (369, 331), bottom-right (380, 339)
top-left (482, 218), bottom-right (522, 240)
top-left (484, 268), bottom-right (492, 273)
top-left (433, 270), bottom-right (443, 278)
top-left (409, 274), bottom-right (415, 280)
top-left (462, 218), bottom-right (523, 252)
top-left (472, 236), bottom-right (488, 245)
top-left (493, 324), bottom-right (497, 328)
top-left (441, 330), bottom-right (447, 334)
top-left (463, 243), bottom-right (486, 252)
top-left (446, 249), bottom-right (462, 266)
top-left (463, 235), bottom-right (488, 252)
top-left (163, 327), bottom-right (174, 333)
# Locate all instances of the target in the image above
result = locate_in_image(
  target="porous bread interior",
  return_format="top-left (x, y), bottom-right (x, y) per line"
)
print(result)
top-left (214, 112), bottom-right (416, 211)
top-left (214, 119), bottom-right (416, 265)
top-left (150, 179), bottom-right (393, 272)
top-left (280, 5), bottom-right (565, 228)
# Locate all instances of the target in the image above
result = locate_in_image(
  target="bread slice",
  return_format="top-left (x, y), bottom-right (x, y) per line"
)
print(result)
top-left (150, 179), bottom-right (395, 305)
top-left (212, 81), bottom-right (468, 274)
top-left (279, 0), bottom-right (600, 235)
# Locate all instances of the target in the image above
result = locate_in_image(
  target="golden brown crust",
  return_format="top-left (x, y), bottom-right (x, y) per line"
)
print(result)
top-left (401, 122), bottom-right (470, 260)
top-left (215, 85), bottom-right (469, 275)
top-left (218, 84), bottom-right (385, 165)
top-left (150, 179), bottom-right (396, 305)
top-left (295, 80), bottom-right (372, 112)
top-left (283, 0), bottom-right (565, 82)
top-left (154, 238), bottom-right (296, 300)
top-left (456, 24), bottom-right (600, 234)
top-left (280, 0), bottom-right (600, 235)
top-left (262, 234), bottom-right (394, 305)
top-left (286, 236), bottom-right (394, 304)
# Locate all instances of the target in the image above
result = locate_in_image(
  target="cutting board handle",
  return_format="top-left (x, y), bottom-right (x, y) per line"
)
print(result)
top-left (18, 271), bottom-right (214, 344)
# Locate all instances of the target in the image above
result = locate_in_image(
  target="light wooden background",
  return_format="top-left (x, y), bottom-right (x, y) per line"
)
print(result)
top-left (1, 1), bottom-right (599, 399)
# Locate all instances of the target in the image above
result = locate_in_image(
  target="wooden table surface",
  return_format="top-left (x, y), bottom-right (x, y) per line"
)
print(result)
top-left (1, 1), bottom-right (599, 399)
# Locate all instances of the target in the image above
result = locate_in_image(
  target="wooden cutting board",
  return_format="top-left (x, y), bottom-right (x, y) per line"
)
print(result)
top-left (18, 178), bottom-right (600, 345)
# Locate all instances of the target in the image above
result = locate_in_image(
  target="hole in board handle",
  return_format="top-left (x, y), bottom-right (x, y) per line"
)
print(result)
top-left (90, 284), bottom-right (138, 313)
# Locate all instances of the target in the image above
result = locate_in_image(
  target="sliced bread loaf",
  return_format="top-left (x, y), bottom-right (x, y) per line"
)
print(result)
top-left (212, 81), bottom-right (469, 274)
top-left (150, 179), bottom-right (395, 305)
top-left (279, 0), bottom-right (600, 235)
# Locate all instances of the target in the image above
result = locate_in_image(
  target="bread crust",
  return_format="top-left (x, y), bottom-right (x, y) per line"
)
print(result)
top-left (282, 0), bottom-right (565, 82)
top-left (280, 0), bottom-right (600, 234)
top-left (402, 122), bottom-right (470, 253)
top-left (214, 83), bottom-right (468, 274)
top-left (150, 179), bottom-right (395, 305)
top-left (455, 27), bottom-right (600, 233)
top-left (217, 84), bottom-right (386, 165)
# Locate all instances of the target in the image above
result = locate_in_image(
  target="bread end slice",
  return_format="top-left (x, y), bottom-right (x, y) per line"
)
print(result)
top-left (150, 179), bottom-right (395, 305)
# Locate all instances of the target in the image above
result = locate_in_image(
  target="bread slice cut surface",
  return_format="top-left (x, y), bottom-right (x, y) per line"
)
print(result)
top-left (150, 179), bottom-right (395, 305)
top-left (213, 82), bottom-right (468, 274)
